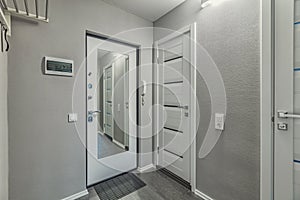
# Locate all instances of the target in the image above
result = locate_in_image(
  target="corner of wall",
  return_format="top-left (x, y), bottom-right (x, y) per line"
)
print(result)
top-left (0, 50), bottom-right (8, 200)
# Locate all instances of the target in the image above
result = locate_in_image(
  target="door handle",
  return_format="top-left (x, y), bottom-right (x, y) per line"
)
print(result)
top-left (180, 105), bottom-right (189, 117)
top-left (88, 110), bottom-right (101, 115)
top-left (278, 110), bottom-right (300, 119)
top-left (179, 105), bottom-right (189, 110)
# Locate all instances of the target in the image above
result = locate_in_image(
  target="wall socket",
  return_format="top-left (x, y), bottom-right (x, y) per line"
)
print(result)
top-left (68, 113), bottom-right (78, 123)
top-left (215, 113), bottom-right (225, 130)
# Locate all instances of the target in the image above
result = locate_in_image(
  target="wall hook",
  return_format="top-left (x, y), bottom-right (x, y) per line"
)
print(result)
top-left (4, 26), bottom-right (9, 51)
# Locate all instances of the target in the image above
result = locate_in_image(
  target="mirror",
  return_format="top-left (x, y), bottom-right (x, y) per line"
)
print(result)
top-left (95, 50), bottom-right (130, 159)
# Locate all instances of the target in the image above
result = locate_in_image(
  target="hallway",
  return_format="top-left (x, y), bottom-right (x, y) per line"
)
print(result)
top-left (0, 0), bottom-right (280, 199)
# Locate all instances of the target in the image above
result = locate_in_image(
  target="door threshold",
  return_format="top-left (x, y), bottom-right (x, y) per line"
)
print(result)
top-left (157, 166), bottom-right (191, 190)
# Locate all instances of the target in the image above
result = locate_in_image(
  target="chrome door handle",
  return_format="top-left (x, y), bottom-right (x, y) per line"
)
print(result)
top-left (179, 105), bottom-right (189, 110)
top-left (88, 110), bottom-right (101, 115)
top-left (181, 105), bottom-right (189, 117)
top-left (278, 110), bottom-right (300, 119)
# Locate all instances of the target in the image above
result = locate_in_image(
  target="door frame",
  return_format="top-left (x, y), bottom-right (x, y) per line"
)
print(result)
top-left (85, 30), bottom-right (141, 187)
top-left (153, 23), bottom-right (197, 192)
top-left (261, 0), bottom-right (274, 199)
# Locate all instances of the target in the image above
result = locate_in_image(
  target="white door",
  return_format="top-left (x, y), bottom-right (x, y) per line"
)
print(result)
top-left (157, 33), bottom-right (191, 182)
top-left (274, 0), bottom-right (300, 199)
top-left (86, 35), bottom-right (137, 186)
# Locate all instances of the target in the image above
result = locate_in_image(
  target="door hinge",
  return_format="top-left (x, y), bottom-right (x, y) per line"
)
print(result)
top-left (157, 146), bottom-right (160, 152)
top-left (271, 116), bottom-right (276, 134)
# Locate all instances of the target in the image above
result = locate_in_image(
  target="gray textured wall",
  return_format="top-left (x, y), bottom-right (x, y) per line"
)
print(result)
top-left (154, 0), bottom-right (260, 199)
top-left (8, 0), bottom-right (152, 199)
top-left (0, 47), bottom-right (8, 200)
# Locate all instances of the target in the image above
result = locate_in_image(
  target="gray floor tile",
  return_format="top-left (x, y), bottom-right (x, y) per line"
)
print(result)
top-left (80, 171), bottom-right (203, 200)
top-left (120, 186), bottom-right (164, 200)
top-left (98, 134), bottom-right (126, 159)
top-left (134, 171), bottom-right (202, 200)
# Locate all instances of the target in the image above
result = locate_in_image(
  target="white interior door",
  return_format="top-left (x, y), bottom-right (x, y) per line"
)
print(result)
top-left (274, 0), bottom-right (300, 199)
top-left (87, 35), bottom-right (137, 186)
top-left (157, 33), bottom-right (191, 182)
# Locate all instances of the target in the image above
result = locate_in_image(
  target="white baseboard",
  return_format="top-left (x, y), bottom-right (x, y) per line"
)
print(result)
top-left (98, 131), bottom-right (104, 136)
top-left (137, 164), bottom-right (155, 173)
top-left (61, 189), bottom-right (89, 200)
top-left (195, 189), bottom-right (214, 200)
top-left (113, 139), bottom-right (125, 149)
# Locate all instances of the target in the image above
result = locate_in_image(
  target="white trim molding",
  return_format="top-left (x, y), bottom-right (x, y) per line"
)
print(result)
top-left (61, 189), bottom-right (89, 200)
top-left (190, 22), bottom-right (197, 193)
top-left (195, 189), bottom-right (214, 200)
top-left (113, 139), bottom-right (126, 149)
top-left (260, 0), bottom-right (273, 199)
top-left (137, 164), bottom-right (155, 173)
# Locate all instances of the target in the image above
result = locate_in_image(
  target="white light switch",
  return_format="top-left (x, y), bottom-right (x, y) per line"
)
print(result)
top-left (68, 113), bottom-right (78, 123)
top-left (215, 113), bottom-right (225, 130)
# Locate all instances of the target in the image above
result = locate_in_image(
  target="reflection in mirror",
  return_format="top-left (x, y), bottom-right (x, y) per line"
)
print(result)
top-left (96, 49), bottom-right (129, 159)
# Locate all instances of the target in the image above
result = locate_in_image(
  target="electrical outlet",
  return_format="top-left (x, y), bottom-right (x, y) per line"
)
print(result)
top-left (215, 113), bottom-right (225, 130)
top-left (68, 113), bottom-right (78, 123)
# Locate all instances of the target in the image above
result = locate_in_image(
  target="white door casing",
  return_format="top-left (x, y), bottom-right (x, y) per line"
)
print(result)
top-left (124, 57), bottom-right (130, 147)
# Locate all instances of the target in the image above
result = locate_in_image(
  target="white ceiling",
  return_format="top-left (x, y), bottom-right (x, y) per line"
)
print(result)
top-left (102, 0), bottom-right (186, 22)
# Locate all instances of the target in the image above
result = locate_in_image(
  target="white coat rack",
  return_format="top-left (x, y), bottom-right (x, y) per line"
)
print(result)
top-left (0, 5), bottom-right (9, 52)
top-left (0, 4), bottom-right (8, 29)
top-left (0, 0), bottom-right (49, 23)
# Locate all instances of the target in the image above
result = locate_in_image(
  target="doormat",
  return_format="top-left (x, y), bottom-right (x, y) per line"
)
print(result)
top-left (94, 173), bottom-right (146, 200)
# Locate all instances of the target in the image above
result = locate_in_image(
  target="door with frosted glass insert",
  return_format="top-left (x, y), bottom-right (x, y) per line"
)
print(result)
top-left (157, 33), bottom-right (191, 182)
